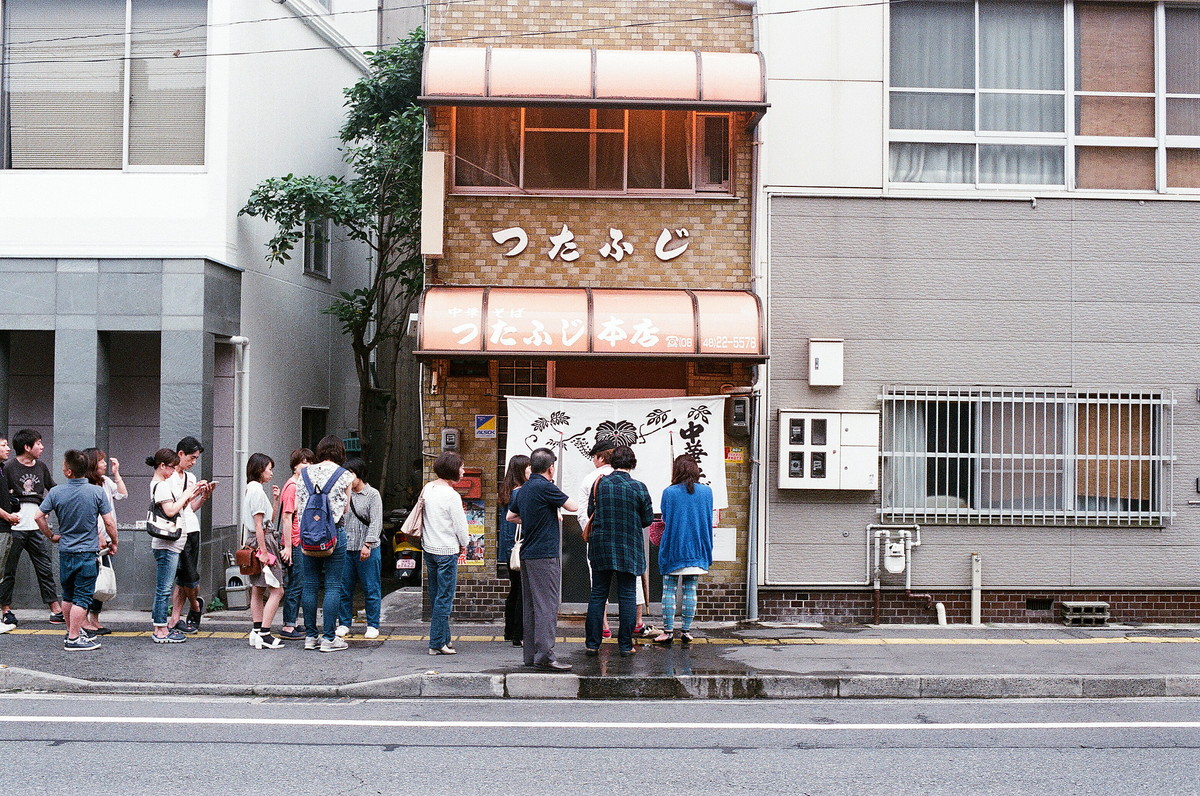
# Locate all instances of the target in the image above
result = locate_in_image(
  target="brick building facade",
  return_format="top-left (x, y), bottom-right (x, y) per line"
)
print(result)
top-left (417, 1), bottom-right (764, 622)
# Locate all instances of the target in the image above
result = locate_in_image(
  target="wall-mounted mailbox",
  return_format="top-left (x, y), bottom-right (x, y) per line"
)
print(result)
top-left (452, 467), bottom-right (483, 499)
top-left (778, 410), bottom-right (879, 490)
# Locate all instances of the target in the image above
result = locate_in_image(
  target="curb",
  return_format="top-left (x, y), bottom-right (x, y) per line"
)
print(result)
top-left (4, 667), bottom-right (1199, 700)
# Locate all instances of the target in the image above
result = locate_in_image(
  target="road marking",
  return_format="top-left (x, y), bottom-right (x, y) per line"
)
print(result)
top-left (0, 715), bottom-right (1199, 731)
top-left (4, 629), bottom-right (1200, 647)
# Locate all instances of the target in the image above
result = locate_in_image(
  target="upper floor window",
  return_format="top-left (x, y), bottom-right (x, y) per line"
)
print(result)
top-left (881, 387), bottom-right (1173, 526)
top-left (452, 106), bottom-right (732, 195)
top-left (2, 0), bottom-right (207, 169)
top-left (888, 1), bottom-right (1200, 192)
top-left (304, 219), bottom-right (332, 279)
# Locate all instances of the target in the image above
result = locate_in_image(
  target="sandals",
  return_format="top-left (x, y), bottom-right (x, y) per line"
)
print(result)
top-left (651, 631), bottom-right (673, 645)
top-left (680, 630), bottom-right (694, 644)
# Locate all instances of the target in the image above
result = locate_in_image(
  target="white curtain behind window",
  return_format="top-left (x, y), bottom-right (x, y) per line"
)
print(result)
top-left (886, 402), bottom-right (927, 512)
top-left (5, 0), bottom-right (125, 168)
top-left (129, 0), bottom-right (208, 166)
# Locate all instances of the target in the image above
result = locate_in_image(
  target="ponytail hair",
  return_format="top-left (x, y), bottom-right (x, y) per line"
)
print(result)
top-left (147, 448), bottom-right (179, 469)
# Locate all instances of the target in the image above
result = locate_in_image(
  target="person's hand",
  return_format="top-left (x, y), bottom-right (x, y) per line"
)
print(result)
top-left (359, 545), bottom-right (370, 561)
top-left (109, 457), bottom-right (120, 476)
top-left (50, 534), bottom-right (61, 544)
top-left (104, 542), bottom-right (117, 557)
top-left (271, 485), bottom-right (281, 500)
top-left (281, 546), bottom-right (292, 565)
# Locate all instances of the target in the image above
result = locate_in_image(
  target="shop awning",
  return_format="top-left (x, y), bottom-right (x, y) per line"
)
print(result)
top-left (416, 287), bottom-right (765, 360)
top-left (419, 46), bottom-right (767, 112)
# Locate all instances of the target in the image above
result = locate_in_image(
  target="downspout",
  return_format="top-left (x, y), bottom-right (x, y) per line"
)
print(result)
top-left (740, 0), bottom-right (763, 622)
top-left (230, 336), bottom-right (250, 541)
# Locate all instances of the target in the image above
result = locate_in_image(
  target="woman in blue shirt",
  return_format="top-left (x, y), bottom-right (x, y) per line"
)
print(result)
top-left (653, 455), bottom-right (713, 644)
top-left (497, 454), bottom-right (529, 646)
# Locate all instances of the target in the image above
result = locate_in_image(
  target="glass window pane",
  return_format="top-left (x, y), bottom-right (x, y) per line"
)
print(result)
top-left (890, 92), bottom-right (974, 130)
top-left (1167, 98), bottom-right (1200, 136)
top-left (890, 142), bottom-right (975, 183)
top-left (662, 111), bottom-right (691, 189)
top-left (1076, 96), bottom-right (1155, 137)
top-left (129, 0), bottom-right (207, 166)
top-left (1075, 146), bottom-right (1155, 190)
top-left (979, 401), bottom-right (1067, 512)
top-left (1166, 8), bottom-right (1200, 95)
top-left (1167, 149), bottom-right (1200, 189)
top-left (454, 106), bottom-right (520, 187)
top-left (698, 114), bottom-right (729, 189)
top-left (628, 110), bottom-right (663, 189)
top-left (5, 0), bottom-right (126, 168)
top-left (979, 93), bottom-right (1064, 132)
top-left (524, 131), bottom-right (621, 190)
top-left (979, 2), bottom-right (1064, 90)
top-left (525, 107), bottom-right (590, 129)
top-left (980, 145), bottom-right (1064, 184)
top-left (595, 108), bottom-right (625, 130)
top-left (1075, 3), bottom-right (1155, 93)
top-left (1075, 402), bottom-right (1153, 503)
top-left (890, 0), bottom-right (974, 89)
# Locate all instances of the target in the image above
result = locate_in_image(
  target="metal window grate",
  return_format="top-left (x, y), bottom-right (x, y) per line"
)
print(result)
top-left (496, 360), bottom-right (548, 484)
top-left (880, 387), bottom-right (1174, 526)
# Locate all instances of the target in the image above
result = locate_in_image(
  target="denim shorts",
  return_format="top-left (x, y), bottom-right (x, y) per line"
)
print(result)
top-left (59, 550), bottom-right (98, 607)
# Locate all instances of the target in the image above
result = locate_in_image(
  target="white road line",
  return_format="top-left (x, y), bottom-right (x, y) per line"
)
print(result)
top-left (0, 716), bottom-right (1198, 731)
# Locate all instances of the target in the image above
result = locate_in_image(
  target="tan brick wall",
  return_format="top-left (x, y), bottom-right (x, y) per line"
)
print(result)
top-left (426, 0), bottom-right (755, 52)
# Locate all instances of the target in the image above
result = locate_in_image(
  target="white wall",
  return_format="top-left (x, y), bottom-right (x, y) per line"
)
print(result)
top-left (760, 0), bottom-right (886, 190)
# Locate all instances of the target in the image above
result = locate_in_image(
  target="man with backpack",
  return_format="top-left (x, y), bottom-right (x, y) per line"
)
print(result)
top-left (293, 435), bottom-right (354, 653)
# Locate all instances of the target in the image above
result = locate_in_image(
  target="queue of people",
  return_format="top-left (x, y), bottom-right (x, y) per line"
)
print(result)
top-left (3, 424), bottom-right (714, 663)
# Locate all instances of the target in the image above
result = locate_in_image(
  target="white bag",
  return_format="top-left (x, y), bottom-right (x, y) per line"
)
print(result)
top-left (93, 555), bottom-right (117, 602)
top-left (508, 526), bottom-right (522, 571)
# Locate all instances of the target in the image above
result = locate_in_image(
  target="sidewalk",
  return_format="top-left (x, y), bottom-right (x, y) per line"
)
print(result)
top-left (0, 597), bottom-right (1198, 700)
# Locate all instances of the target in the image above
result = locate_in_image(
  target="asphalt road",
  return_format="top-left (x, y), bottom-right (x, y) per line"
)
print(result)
top-left (0, 694), bottom-right (1197, 795)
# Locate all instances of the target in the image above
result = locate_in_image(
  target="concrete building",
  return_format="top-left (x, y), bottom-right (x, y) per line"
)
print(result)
top-left (756, 0), bottom-right (1200, 622)
top-left (415, 1), bottom-right (768, 620)
top-left (0, 0), bottom-right (379, 608)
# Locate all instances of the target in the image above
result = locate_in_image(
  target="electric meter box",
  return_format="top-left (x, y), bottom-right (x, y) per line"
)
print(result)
top-left (778, 410), bottom-right (879, 490)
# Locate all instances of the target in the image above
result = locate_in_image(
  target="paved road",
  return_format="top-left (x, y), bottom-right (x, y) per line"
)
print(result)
top-left (0, 694), bottom-right (1197, 795)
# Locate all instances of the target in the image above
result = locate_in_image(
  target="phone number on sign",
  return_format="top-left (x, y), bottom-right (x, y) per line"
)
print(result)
top-left (702, 335), bottom-right (758, 349)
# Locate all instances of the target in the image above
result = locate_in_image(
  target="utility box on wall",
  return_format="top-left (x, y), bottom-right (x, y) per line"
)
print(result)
top-left (808, 339), bottom-right (844, 386)
top-left (778, 410), bottom-right (879, 490)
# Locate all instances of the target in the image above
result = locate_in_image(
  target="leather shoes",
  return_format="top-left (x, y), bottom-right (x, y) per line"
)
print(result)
top-left (534, 660), bottom-right (572, 671)
top-left (618, 647), bottom-right (636, 657)
top-left (584, 647), bottom-right (599, 657)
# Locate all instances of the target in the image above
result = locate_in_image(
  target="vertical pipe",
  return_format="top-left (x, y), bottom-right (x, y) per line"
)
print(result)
top-left (746, 390), bottom-right (761, 621)
top-left (230, 337), bottom-right (250, 540)
top-left (970, 552), bottom-right (982, 625)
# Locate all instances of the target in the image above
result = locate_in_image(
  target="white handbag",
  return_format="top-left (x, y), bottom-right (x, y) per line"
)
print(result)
top-left (508, 526), bottom-right (522, 571)
top-left (93, 555), bottom-right (117, 602)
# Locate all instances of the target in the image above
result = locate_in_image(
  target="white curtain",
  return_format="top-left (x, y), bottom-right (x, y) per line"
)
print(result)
top-left (890, 142), bottom-right (974, 184)
top-left (885, 402), bottom-right (927, 512)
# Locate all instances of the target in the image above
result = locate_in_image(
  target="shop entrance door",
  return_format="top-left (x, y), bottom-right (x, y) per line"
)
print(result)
top-left (552, 359), bottom-right (687, 611)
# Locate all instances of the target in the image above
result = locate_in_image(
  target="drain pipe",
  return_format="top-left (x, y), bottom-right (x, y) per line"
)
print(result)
top-left (869, 524), bottom-right (942, 623)
top-left (230, 336), bottom-right (250, 540)
top-left (900, 528), bottom-right (938, 619)
top-left (970, 552), bottom-right (983, 625)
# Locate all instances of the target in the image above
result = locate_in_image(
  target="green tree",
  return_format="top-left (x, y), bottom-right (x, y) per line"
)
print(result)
top-left (240, 29), bottom-right (425, 492)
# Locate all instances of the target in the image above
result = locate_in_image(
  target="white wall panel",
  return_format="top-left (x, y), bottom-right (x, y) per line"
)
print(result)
top-left (763, 80), bottom-right (884, 189)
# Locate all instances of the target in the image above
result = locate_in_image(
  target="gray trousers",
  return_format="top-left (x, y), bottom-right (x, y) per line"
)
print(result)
top-left (520, 556), bottom-right (561, 666)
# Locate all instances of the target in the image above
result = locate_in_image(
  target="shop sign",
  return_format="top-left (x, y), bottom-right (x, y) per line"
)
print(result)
top-left (491, 225), bottom-right (692, 262)
top-left (725, 446), bottom-right (745, 463)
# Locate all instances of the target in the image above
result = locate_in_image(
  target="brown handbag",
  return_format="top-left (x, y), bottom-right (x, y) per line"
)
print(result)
top-left (581, 475), bottom-right (605, 543)
top-left (235, 545), bottom-right (262, 576)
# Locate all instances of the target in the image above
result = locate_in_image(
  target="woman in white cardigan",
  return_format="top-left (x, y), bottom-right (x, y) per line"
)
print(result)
top-left (421, 451), bottom-right (469, 655)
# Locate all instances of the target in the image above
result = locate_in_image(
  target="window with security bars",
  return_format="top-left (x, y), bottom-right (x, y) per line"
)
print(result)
top-left (881, 388), bottom-right (1173, 525)
top-left (495, 360), bottom-right (548, 484)
top-left (2, 0), bottom-right (206, 168)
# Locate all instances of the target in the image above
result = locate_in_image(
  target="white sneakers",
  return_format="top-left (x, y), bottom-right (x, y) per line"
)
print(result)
top-left (0, 623), bottom-right (15, 635)
top-left (364, 627), bottom-right (380, 639)
top-left (304, 636), bottom-right (320, 651)
top-left (320, 637), bottom-right (349, 653)
top-left (428, 645), bottom-right (457, 655)
top-left (335, 625), bottom-right (350, 638)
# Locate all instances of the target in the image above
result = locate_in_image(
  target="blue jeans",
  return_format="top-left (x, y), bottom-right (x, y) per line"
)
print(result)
top-left (301, 529), bottom-right (348, 641)
top-left (586, 569), bottom-right (637, 652)
top-left (152, 549), bottom-right (180, 627)
top-left (424, 552), bottom-right (458, 650)
top-left (59, 550), bottom-right (98, 609)
top-left (282, 558), bottom-right (306, 631)
top-left (339, 546), bottom-right (381, 628)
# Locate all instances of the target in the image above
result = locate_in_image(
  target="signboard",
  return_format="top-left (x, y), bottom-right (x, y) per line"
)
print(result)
top-left (475, 415), bottom-right (497, 439)
top-left (504, 395), bottom-right (728, 512)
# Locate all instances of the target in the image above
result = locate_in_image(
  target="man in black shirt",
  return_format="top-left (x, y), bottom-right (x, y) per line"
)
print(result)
top-left (0, 429), bottom-right (64, 625)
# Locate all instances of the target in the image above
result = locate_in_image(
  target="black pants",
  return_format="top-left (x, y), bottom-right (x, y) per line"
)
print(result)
top-left (503, 566), bottom-right (523, 642)
top-left (0, 528), bottom-right (58, 607)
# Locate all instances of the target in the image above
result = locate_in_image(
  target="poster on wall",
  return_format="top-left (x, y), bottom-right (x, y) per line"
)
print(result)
top-left (504, 396), bottom-right (728, 512)
top-left (460, 498), bottom-right (486, 566)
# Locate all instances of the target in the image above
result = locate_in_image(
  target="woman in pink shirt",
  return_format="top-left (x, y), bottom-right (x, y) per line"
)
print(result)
top-left (275, 448), bottom-right (312, 641)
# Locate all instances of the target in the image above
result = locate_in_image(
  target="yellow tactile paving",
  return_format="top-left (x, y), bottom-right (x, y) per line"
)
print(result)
top-left (4, 628), bottom-right (1200, 647)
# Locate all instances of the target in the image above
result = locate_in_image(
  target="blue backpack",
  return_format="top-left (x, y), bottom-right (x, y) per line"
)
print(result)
top-left (299, 466), bottom-right (346, 557)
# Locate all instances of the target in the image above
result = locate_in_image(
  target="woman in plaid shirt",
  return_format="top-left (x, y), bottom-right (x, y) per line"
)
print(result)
top-left (584, 445), bottom-right (654, 657)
